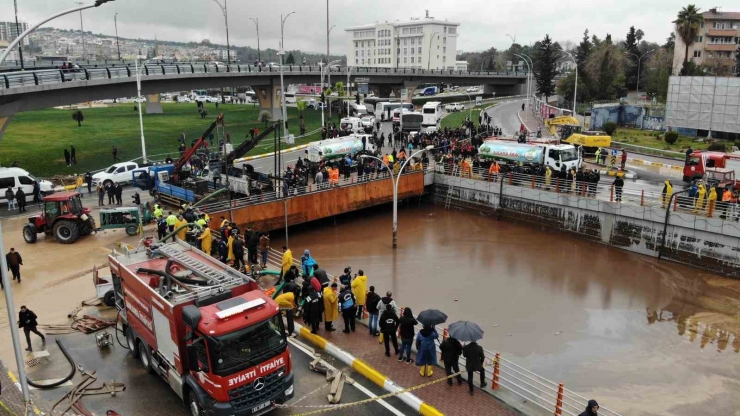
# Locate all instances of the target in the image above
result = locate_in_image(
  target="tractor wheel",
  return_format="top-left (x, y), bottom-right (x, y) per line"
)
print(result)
top-left (53, 220), bottom-right (80, 244)
top-left (80, 219), bottom-right (95, 236)
top-left (125, 224), bottom-right (138, 236)
top-left (23, 224), bottom-right (37, 244)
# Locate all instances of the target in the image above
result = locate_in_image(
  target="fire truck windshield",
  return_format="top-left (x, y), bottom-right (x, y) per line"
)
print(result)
top-left (208, 315), bottom-right (286, 375)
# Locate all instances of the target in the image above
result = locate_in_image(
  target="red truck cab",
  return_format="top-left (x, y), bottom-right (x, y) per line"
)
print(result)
top-left (684, 150), bottom-right (740, 183)
top-left (109, 240), bottom-right (293, 416)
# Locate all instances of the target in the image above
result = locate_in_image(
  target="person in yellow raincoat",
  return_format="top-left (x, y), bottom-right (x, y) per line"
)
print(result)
top-left (661, 180), bottom-right (673, 208)
top-left (693, 183), bottom-right (706, 213)
top-left (545, 166), bottom-right (552, 189)
top-left (707, 186), bottom-right (717, 217)
top-left (175, 215), bottom-right (188, 241)
top-left (323, 283), bottom-right (339, 331)
top-left (198, 226), bottom-right (212, 255)
top-left (275, 290), bottom-right (296, 336)
top-left (281, 245), bottom-right (293, 279)
top-left (227, 233), bottom-right (235, 262)
top-left (351, 270), bottom-right (368, 320)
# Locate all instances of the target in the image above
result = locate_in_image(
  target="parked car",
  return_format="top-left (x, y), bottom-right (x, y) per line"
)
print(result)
top-left (0, 167), bottom-right (54, 205)
top-left (450, 86), bottom-right (460, 92)
top-left (177, 96), bottom-right (192, 103)
top-left (445, 102), bottom-right (464, 112)
top-left (305, 98), bottom-right (317, 109)
top-left (206, 96), bottom-right (220, 103)
top-left (360, 115), bottom-right (376, 129)
top-left (92, 162), bottom-right (140, 187)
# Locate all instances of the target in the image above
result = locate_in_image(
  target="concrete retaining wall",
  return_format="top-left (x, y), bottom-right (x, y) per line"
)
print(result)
top-left (433, 174), bottom-right (740, 277)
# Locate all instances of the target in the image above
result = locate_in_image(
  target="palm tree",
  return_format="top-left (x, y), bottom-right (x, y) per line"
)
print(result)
top-left (72, 110), bottom-right (84, 127)
top-left (673, 5), bottom-right (704, 75)
top-left (296, 100), bottom-right (307, 119)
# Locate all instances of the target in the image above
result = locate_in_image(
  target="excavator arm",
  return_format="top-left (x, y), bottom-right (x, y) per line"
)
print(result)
top-left (172, 113), bottom-right (224, 183)
top-left (226, 121), bottom-right (281, 165)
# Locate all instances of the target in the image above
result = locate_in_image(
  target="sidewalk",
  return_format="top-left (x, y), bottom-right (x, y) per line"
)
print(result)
top-left (312, 328), bottom-right (521, 416)
top-left (0, 361), bottom-right (31, 416)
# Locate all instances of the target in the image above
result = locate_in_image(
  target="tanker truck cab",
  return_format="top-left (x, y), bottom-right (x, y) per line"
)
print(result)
top-left (545, 145), bottom-right (581, 171)
top-left (109, 240), bottom-right (293, 416)
top-left (307, 135), bottom-right (377, 165)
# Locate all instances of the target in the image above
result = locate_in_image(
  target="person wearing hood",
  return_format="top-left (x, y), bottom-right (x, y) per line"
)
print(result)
top-left (415, 325), bottom-right (439, 377)
top-left (281, 246), bottom-right (293, 280)
top-left (380, 308), bottom-right (400, 357)
top-left (398, 308), bottom-right (418, 364)
top-left (323, 283), bottom-right (338, 331)
top-left (303, 285), bottom-right (324, 334)
top-left (722, 187), bottom-right (733, 219)
top-left (439, 336), bottom-right (464, 386)
top-left (301, 249), bottom-right (317, 277)
top-left (275, 290), bottom-right (297, 337)
top-left (312, 264), bottom-right (330, 288)
top-left (338, 285), bottom-right (357, 333)
top-left (463, 340), bottom-right (486, 395)
top-left (661, 180), bottom-right (673, 208)
top-left (694, 182), bottom-right (707, 214)
top-left (339, 267), bottom-right (352, 287)
top-left (377, 291), bottom-right (398, 316)
top-left (351, 270), bottom-right (368, 320)
top-left (198, 226), bottom-right (212, 256)
top-left (707, 186), bottom-right (718, 217)
top-left (175, 215), bottom-right (188, 241)
top-left (365, 286), bottom-right (381, 336)
top-left (579, 399), bottom-right (599, 416)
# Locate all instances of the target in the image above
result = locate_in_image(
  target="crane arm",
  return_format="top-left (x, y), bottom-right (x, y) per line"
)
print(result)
top-left (172, 114), bottom-right (224, 182)
top-left (226, 121), bottom-right (281, 165)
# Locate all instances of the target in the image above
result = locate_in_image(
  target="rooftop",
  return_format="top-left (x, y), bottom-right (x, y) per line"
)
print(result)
top-left (345, 18), bottom-right (460, 31)
top-left (703, 9), bottom-right (740, 20)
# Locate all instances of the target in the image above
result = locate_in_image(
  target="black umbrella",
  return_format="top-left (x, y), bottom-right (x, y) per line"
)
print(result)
top-left (448, 321), bottom-right (484, 342)
top-left (416, 309), bottom-right (448, 326)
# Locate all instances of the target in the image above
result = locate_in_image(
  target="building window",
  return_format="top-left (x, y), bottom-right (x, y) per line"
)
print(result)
top-left (418, 47), bottom-right (421, 53)
top-left (404, 38), bottom-right (407, 45)
top-left (443, 56), bottom-right (446, 62)
top-left (361, 50), bottom-right (364, 56)
top-left (411, 57), bottom-right (414, 63)
top-left (693, 50), bottom-right (702, 58)
top-left (397, 48), bottom-right (400, 54)
top-left (356, 59), bottom-right (359, 64)
top-left (444, 27), bottom-right (447, 33)
top-left (443, 47), bottom-right (446, 53)
top-left (417, 26), bottom-right (423, 33)
top-left (411, 48), bottom-right (415, 55)
top-left (355, 50), bottom-right (358, 57)
top-left (403, 28), bottom-right (409, 34)
top-left (695, 35), bottom-right (703, 42)
top-left (404, 48), bottom-right (407, 54)
top-left (404, 57), bottom-right (407, 63)
top-left (443, 37), bottom-right (447, 44)
top-left (410, 28), bottom-right (416, 34)
top-left (449, 27), bottom-right (456, 34)
top-left (411, 38), bottom-right (415, 45)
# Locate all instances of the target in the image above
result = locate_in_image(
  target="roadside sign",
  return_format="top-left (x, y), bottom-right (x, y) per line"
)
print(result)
top-left (401, 88), bottom-right (409, 101)
top-left (358, 84), bottom-right (369, 94)
top-left (475, 96), bottom-right (483, 106)
top-left (355, 77), bottom-right (370, 83)
top-left (285, 134), bottom-right (295, 144)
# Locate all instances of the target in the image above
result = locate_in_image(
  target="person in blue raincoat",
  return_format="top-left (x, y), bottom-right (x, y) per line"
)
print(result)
top-left (415, 325), bottom-right (439, 377)
top-left (301, 249), bottom-right (317, 277)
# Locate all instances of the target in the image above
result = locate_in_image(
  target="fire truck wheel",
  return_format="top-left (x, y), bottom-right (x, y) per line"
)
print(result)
top-left (138, 341), bottom-right (154, 374)
top-left (126, 328), bottom-right (138, 357)
top-left (188, 393), bottom-right (203, 416)
top-left (103, 290), bottom-right (115, 307)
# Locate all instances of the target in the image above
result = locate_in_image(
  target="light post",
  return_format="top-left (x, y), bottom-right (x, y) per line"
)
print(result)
top-left (13, 0), bottom-right (24, 69)
top-left (0, 1), bottom-right (114, 67)
top-left (346, 65), bottom-right (351, 116)
top-left (249, 17), bottom-right (260, 63)
top-left (464, 92), bottom-right (473, 123)
top-left (74, 2), bottom-right (87, 59)
top-left (561, 51), bottom-right (577, 116)
top-left (211, 0), bottom-right (231, 64)
top-left (327, 24), bottom-right (336, 116)
top-left (279, 12), bottom-right (295, 139)
top-left (506, 33), bottom-right (516, 44)
top-left (427, 31), bottom-right (440, 70)
top-left (321, 59), bottom-right (342, 127)
top-left (114, 12), bottom-right (121, 60)
top-left (135, 57), bottom-right (157, 163)
top-left (514, 53), bottom-right (532, 123)
top-left (625, 49), bottom-right (655, 96)
top-left (361, 145), bottom-right (433, 248)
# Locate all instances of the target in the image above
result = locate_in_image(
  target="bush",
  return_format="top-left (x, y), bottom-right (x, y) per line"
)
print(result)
top-left (602, 121), bottom-right (617, 136)
top-left (707, 142), bottom-right (726, 152)
top-left (734, 140), bottom-right (740, 150)
top-left (257, 110), bottom-right (272, 127)
top-left (72, 110), bottom-right (84, 127)
top-left (664, 131), bottom-right (679, 145)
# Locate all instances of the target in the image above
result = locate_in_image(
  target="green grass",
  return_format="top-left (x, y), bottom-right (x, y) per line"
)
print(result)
top-left (611, 128), bottom-right (709, 152)
top-left (0, 102), bottom-right (325, 177)
top-left (440, 106), bottom-right (488, 130)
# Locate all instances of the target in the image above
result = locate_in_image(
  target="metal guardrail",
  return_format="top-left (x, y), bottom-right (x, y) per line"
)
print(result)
top-left (1, 63), bottom-right (528, 91)
top-left (611, 141), bottom-right (685, 160)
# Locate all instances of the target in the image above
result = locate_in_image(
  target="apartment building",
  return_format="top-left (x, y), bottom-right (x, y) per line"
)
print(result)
top-left (673, 7), bottom-right (740, 75)
top-left (0, 21), bottom-right (30, 46)
top-left (345, 12), bottom-right (459, 70)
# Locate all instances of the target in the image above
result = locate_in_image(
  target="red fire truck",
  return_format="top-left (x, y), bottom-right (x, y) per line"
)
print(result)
top-left (109, 240), bottom-right (293, 416)
top-left (683, 150), bottom-right (740, 183)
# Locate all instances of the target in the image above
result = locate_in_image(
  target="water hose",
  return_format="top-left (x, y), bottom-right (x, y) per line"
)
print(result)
top-left (26, 339), bottom-right (76, 389)
top-left (115, 310), bottom-right (129, 350)
top-left (192, 188), bottom-right (228, 208)
top-left (157, 222), bottom-right (203, 244)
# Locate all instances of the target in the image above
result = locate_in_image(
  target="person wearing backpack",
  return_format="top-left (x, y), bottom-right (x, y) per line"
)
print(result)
top-left (380, 308), bottom-right (399, 357)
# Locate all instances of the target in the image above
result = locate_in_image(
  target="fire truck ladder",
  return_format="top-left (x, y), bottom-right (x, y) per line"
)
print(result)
top-left (155, 242), bottom-right (246, 299)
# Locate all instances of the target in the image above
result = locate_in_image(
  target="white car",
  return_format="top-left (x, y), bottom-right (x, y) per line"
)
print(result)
top-left (360, 116), bottom-right (376, 129)
top-left (177, 96), bottom-right (192, 103)
top-left (466, 87), bottom-right (479, 93)
top-left (206, 96), bottom-right (220, 103)
top-left (92, 162), bottom-right (140, 186)
top-left (445, 102), bottom-right (464, 112)
top-left (133, 97), bottom-right (146, 103)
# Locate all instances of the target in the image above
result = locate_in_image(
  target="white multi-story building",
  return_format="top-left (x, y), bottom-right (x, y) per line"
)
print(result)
top-left (345, 13), bottom-right (459, 70)
top-left (218, 49), bottom-right (236, 61)
top-left (0, 21), bottom-right (30, 46)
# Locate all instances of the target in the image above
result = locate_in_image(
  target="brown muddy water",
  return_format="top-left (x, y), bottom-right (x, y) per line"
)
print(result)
top-left (271, 202), bottom-right (740, 416)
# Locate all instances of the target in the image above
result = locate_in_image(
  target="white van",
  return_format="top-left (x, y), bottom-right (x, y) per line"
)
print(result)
top-left (375, 102), bottom-right (413, 122)
top-left (0, 167), bottom-right (54, 204)
top-left (340, 117), bottom-right (364, 133)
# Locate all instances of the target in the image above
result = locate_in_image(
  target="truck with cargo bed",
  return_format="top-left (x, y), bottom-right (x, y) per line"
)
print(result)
top-left (478, 140), bottom-right (582, 171)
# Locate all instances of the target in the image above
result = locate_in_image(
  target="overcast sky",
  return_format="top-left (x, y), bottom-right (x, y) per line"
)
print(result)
top-left (6, 0), bottom-right (738, 54)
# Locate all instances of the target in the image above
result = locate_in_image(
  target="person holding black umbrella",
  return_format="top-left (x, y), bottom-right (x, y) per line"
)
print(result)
top-left (463, 340), bottom-right (487, 395)
top-left (440, 336), bottom-right (464, 385)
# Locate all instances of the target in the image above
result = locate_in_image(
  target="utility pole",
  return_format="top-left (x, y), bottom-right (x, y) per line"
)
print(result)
top-left (13, 0), bottom-right (24, 69)
top-left (211, 0), bottom-right (231, 64)
top-left (114, 12), bottom-right (121, 60)
top-left (75, 2), bottom-right (86, 59)
top-left (249, 17), bottom-right (260, 63)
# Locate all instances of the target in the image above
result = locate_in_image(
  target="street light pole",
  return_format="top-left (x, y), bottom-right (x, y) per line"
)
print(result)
top-left (506, 33), bottom-right (516, 44)
top-left (211, 0), bottom-right (231, 64)
top-left (362, 146), bottom-right (432, 248)
top-left (249, 17), bottom-right (260, 63)
top-left (327, 24), bottom-right (336, 118)
top-left (74, 2), bottom-right (86, 59)
top-left (625, 49), bottom-right (655, 96)
top-left (561, 51), bottom-right (577, 116)
top-left (13, 0), bottom-right (25, 69)
top-left (114, 12), bottom-right (121, 60)
top-left (0, 1), bottom-right (115, 69)
top-left (515, 53), bottom-right (532, 123)
top-left (427, 31), bottom-right (439, 70)
top-left (279, 12), bottom-right (295, 139)
top-left (321, 59), bottom-right (341, 127)
top-left (135, 57), bottom-right (152, 163)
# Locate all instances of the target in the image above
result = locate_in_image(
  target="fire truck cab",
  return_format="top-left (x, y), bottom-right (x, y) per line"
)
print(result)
top-left (683, 150), bottom-right (740, 183)
top-left (109, 240), bottom-right (293, 416)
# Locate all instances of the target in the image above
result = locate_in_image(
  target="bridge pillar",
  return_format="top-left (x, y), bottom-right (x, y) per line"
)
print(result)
top-left (255, 81), bottom-right (282, 122)
top-left (145, 94), bottom-right (164, 114)
top-left (0, 114), bottom-right (15, 144)
top-left (376, 85), bottom-right (392, 98)
top-left (403, 81), bottom-right (421, 104)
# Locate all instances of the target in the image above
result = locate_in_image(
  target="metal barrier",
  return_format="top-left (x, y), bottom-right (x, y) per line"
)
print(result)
top-left (611, 141), bottom-right (685, 160)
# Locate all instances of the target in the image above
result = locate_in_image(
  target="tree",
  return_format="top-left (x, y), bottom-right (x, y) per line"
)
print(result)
top-left (665, 131), bottom-right (679, 144)
top-left (556, 71), bottom-right (590, 104)
top-left (645, 48), bottom-right (673, 102)
top-left (635, 29), bottom-right (645, 42)
top-left (665, 32), bottom-right (676, 51)
top-left (576, 30), bottom-right (592, 72)
top-left (624, 26), bottom-right (640, 90)
top-left (258, 110), bottom-right (272, 127)
top-left (735, 46), bottom-right (740, 77)
top-left (286, 52), bottom-right (295, 65)
top-left (673, 5), bottom-right (705, 75)
top-left (586, 42), bottom-right (629, 100)
top-left (603, 121), bottom-right (617, 135)
top-left (72, 110), bottom-right (84, 127)
top-left (296, 100), bottom-right (307, 119)
top-left (533, 35), bottom-right (559, 101)
top-left (334, 81), bottom-right (345, 97)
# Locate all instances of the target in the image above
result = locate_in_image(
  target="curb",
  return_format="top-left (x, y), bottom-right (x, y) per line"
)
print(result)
top-left (295, 323), bottom-right (443, 416)
top-left (631, 158), bottom-right (683, 171)
top-left (598, 169), bottom-right (637, 179)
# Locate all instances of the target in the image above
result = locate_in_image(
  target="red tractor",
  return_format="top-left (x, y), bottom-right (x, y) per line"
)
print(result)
top-left (23, 191), bottom-right (96, 244)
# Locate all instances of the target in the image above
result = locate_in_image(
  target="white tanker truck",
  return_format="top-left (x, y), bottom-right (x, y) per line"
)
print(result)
top-left (307, 134), bottom-right (378, 164)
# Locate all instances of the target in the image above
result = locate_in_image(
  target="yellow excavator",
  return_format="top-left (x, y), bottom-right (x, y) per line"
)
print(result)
top-left (544, 115), bottom-right (611, 151)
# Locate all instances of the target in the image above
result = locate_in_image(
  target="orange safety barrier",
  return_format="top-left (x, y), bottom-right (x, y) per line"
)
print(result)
top-left (508, 172), bottom-right (513, 185)
top-left (554, 383), bottom-right (564, 416)
top-left (581, 182), bottom-right (586, 197)
top-left (492, 353), bottom-right (500, 390)
top-left (673, 196), bottom-right (678, 212)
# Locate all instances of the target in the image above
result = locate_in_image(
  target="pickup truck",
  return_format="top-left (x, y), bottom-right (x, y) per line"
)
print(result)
top-left (445, 102), bottom-right (464, 112)
top-left (92, 162), bottom-right (142, 186)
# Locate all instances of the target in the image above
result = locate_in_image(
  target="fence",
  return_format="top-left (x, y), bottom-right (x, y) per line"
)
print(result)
top-left (611, 141), bottom-right (685, 160)
top-left (262, 249), bottom-right (621, 416)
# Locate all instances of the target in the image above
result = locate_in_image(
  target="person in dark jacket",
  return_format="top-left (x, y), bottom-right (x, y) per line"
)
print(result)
top-left (365, 286), bottom-right (381, 336)
top-left (246, 228), bottom-right (260, 265)
top-left (156, 217), bottom-right (168, 241)
top-left (312, 264), bottom-right (330, 288)
top-left (5, 248), bottom-right (23, 284)
top-left (303, 286), bottom-right (324, 334)
top-left (339, 267), bottom-right (352, 287)
top-left (439, 336), bottom-right (464, 385)
top-left (32, 181), bottom-right (40, 204)
top-left (70, 145), bottom-right (77, 164)
top-left (15, 188), bottom-right (26, 212)
top-left (231, 235), bottom-right (245, 271)
top-left (106, 183), bottom-right (115, 205)
top-left (398, 308), bottom-right (418, 364)
top-left (18, 306), bottom-right (45, 352)
top-left (579, 399), bottom-right (599, 416)
top-left (462, 341), bottom-right (486, 394)
top-left (63, 149), bottom-right (71, 167)
top-left (613, 177), bottom-right (624, 202)
top-left (114, 183), bottom-right (123, 205)
top-left (85, 172), bottom-right (93, 194)
top-left (338, 285), bottom-right (356, 333)
top-left (380, 308), bottom-right (399, 357)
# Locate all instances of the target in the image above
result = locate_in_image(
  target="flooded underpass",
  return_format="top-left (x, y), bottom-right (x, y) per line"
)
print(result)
top-left (270, 202), bottom-right (740, 416)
